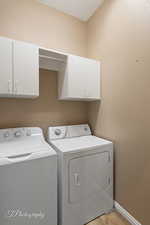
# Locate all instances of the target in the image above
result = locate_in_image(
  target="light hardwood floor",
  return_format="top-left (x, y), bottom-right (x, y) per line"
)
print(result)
top-left (86, 211), bottom-right (131, 225)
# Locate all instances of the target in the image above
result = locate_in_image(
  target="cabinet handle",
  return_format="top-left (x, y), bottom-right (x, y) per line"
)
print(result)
top-left (108, 177), bottom-right (111, 185)
top-left (74, 173), bottom-right (80, 186)
top-left (14, 80), bottom-right (18, 94)
top-left (8, 80), bottom-right (12, 93)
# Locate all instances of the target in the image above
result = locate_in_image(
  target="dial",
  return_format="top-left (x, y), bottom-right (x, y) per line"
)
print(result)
top-left (4, 131), bottom-right (9, 138)
top-left (26, 129), bottom-right (31, 136)
top-left (55, 129), bottom-right (61, 136)
top-left (14, 131), bottom-right (22, 137)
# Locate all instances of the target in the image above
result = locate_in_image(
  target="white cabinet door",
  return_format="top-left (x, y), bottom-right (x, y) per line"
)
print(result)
top-left (67, 55), bottom-right (86, 99)
top-left (86, 59), bottom-right (100, 99)
top-left (69, 151), bottom-right (111, 204)
top-left (58, 54), bottom-right (100, 101)
top-left (13, 41), bottom-right (39, 98)
top-left (0, 37), bottom-right (13, 96)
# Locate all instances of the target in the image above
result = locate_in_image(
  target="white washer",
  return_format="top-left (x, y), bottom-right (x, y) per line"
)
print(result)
top-left (0, 127), bottom-right (57, 225)
top-left (47, 124), bottom-right (113, 225)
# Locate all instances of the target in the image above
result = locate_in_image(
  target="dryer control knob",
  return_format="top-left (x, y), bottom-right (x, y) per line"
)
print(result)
top-left (55, 129), bottom-right (61, 136)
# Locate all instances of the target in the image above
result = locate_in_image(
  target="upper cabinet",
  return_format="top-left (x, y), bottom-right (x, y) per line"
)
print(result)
top-left (39, 48), bottom-right (101, 101)
top-left (58, 55), bottom-right (100, 101)
top-left (0, 37), bottom-right (39, 98)
top-left (0, 36), bottom-right (100, 101)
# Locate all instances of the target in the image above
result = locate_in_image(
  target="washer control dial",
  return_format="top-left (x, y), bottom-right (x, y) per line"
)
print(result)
top-left (4, 131), bottom-right (9, 138)
top-left (14, 131), bottom-right (22, 138)
top-left (26, 129), bottom-right (31, 136)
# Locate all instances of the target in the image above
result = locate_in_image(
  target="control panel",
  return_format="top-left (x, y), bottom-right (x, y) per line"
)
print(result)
top-left (48, 124), bottom-right (91, 141)
top-left (0, 127), bottom-right (42, 142)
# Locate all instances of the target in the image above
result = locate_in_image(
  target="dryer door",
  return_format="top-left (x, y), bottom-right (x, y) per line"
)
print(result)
top-left (69, 151), bottom-right (111, 204)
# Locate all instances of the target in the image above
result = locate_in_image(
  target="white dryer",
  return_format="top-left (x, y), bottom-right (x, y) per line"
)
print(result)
top-left (0, 127), bottom-right (57, 225)
top-left (47, 124), bottom-right (113, 225)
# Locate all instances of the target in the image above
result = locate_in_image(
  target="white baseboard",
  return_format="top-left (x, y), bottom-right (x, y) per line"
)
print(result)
top-left (114, 201), bottom-right (142, 225)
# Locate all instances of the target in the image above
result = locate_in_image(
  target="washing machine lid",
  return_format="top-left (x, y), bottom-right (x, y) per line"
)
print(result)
top-left (0, 127), bottom-right (56, 158)
top-left (50, 135), bottom-right (112, 153)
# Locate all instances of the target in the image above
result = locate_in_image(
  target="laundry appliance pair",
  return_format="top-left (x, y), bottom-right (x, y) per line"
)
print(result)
top-left (0, 124), bottom-right (113, 225)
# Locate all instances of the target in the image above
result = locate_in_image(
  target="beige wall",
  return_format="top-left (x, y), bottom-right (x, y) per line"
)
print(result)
top-left (87, 0), bottom-right (150, 224)
top-left (0, 0), bottom-right (87, 56)
top-left (0, 0), bottom-right (149, 223)
top-left (0, 69), bottom-right (88, 133)
top-left (0, 0), bottom-right (88, 133)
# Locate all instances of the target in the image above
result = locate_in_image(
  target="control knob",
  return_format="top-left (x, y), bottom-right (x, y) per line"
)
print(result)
top-left (55, 129), bottom-right (61, 136)
top-left (4, 131), bottom-right (9, 138)
top-left (14, 131), bottom-right (22, 137)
